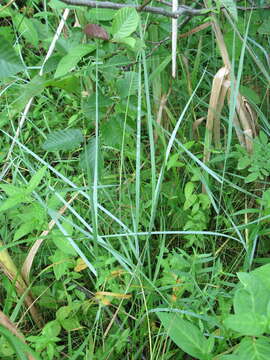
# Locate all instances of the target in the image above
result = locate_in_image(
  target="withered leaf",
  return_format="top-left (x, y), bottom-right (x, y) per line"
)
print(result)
top-left (84, 24), bottom-right (109, 41)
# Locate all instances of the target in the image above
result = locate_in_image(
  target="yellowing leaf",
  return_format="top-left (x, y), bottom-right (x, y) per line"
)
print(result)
top-left (95, 291), bottom-right (132, 299)
top-left (74, 258), bottom-right (88, 272)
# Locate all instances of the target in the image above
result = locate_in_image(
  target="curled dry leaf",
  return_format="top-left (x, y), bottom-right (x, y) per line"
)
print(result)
top-left (84, 24), bottom-right (109, 41)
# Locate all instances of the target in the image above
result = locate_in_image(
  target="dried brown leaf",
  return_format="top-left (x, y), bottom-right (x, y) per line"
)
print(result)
top-left (84, 24), bottom-right (109, 40)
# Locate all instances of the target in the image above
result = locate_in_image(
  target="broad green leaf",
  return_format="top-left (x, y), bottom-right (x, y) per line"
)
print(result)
top-left (42, 128), bottom-right (83, 152)
top-left (158, 312), bottom-right (211, 359)
top-left (0, 184), bottom-right (25, 197)
top-left (228, 337), bottom-right (270, 360)
top-left (54, 44), bottom-right (96, 78)
top-left (258, 19), bottom-right (270, 35)
top-left (224, 265), bottom-right (270, 336)
top-left (13, 75), bottom-right (47, 112)
top-left (224, 313), bottom-right (268, 336)
top-left (115, 36), bottom-right (136, 48)
top-left (184, 182), bottom-right (195, 199)
top-left (82, 93), bottom-right (112, 120)
top-left (13, 14), bottom-right (39, 46)
top-left (47, 75), bottom-right (80, 94)
top-left (13, 221), bottom-right (38, 242)
top-left (0, 37), bottom-right (24, 79)
top-left (87, 8), bottom-right (115, 21)
top-left (245, 172), bottom-right (259, 183)
top-left (56, 306), bottom-right (72, 321)
top-left (42, 54), bottom-right (62, 73)
top-left (236, 272), bottom-right (269, 315)
top-left (220, 0), bottom-right (237, 21)
top-left (116, 71), bottom-right (139, 97)
top-left (112, 8), bottom-right (139, 39)
top-left (149, 55), bottom-right (171, 83)
top-left (101, 116), bottom-right (123, 148)
top-left (184, 194), bottom-right (197, 210)
top-left (42, 320), bottom-right (61, 337)
top-left (237, 157), bottom-right (250, 170)
top-left (51, 217), bottom-right (77, 256)
top-left (0, 194), bottom-right (32, 212)
top-left (0, 8), bottom-right (13, 17)
top-left (250, 263), bottom-right (270, 290)
top-left (27, 166), bottom-right (47, 193)
top-left (60, 317), bottom-right (81, 331)
top-left (80, 138), bottom-right (104, 182)
top-left (49, 250), bottom-right (73, 280)
top-left (167, 154), bottom-right (185, 170)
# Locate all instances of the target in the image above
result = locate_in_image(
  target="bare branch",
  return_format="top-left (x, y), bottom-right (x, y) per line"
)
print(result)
top-left (59, 0), bottom-right (210, 19)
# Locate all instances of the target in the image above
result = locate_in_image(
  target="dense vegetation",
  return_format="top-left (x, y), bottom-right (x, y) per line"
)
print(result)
top-left (0, 0), bottom-right (270, 359)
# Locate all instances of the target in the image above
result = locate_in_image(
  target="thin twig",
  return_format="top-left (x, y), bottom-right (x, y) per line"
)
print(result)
top-left (60, 0), bottom-right (210, 19)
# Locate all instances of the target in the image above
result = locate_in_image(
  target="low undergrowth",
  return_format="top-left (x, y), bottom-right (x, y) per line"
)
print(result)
top-left (0, 0), bottom-right (270, 359)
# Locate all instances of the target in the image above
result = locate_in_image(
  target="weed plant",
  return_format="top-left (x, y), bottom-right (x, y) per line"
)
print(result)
top-left (0, 0), bottom-right (270, 359)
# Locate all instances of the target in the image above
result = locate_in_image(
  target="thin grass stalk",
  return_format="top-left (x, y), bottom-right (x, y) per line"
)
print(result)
top-left (191, 36), bottom-right (203, 87)
top-left (141, 28), bottom-right (156, 277)
top-left (149, 24), bottom-right (162, 142)
top-left (135, 60), bottom-right (142, 258)
top-left (1, 132), bottom-right (140, 269)
top-left (46, 187), bottom-right (135, 269)
top-left (92, 46), bottom-right (100, 254)
top-left (149, 72), bottom-right (206, 237)
top-left (142, 50), bottom-right (156, 198)
top-left (222, 9), bottom-right (270, 84)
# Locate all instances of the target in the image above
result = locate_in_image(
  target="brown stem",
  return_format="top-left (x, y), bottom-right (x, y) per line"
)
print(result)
top-left (59, 0), bottom-right (210, 19)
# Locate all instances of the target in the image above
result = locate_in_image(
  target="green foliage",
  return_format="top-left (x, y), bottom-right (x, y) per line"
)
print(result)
top-left (183, 182), bottom-right (211, 247)
top-left (42, 129), bottom-right (83, 152)
top-left (112, 8), bottom-right (139, 40)
top-left (79, 137), bottom-right (104, 181)
top-left (236, 131), bottom-right (270, 183)
top-left (54, 44), bottom-right (96, 78)
top-left (221, 337), bottom-right (270, 360)
top-left (0, 0), bottom-right (269, 358)
top-left (0, 326), bottom-right (41, 360)
top-left (0, 36), bottom-right (24, 79)
top-left (224, 264), bottom-right (270, 336)
top-left (0, 167), bottom-right (47, 212)
top-left (218, 0), bottom-right (238, 21)
top-left (158, 312), bottom-right (213, 360)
